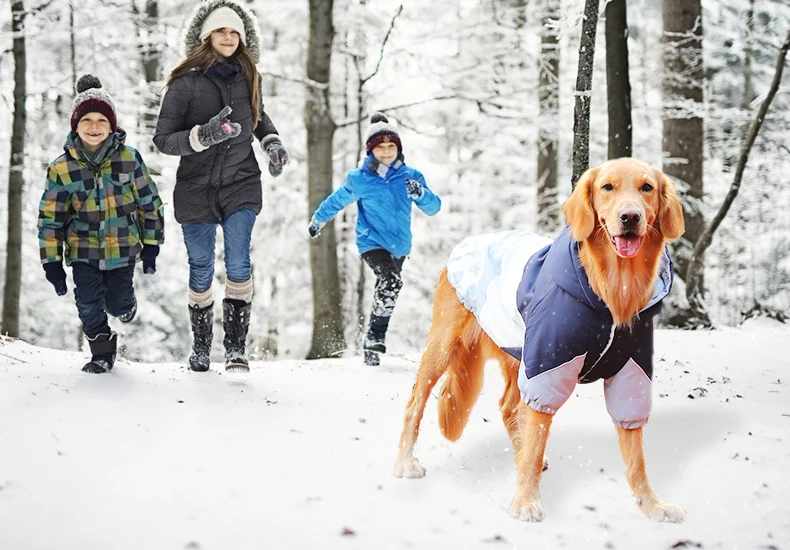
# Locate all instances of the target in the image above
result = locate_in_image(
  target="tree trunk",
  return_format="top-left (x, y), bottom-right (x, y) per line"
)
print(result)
top-left (686, 30), bottom-right (790, 317)
top-left (2, 1), bottom-right (26, 337)
top-left (605, 0), bottom-right (632, 159)
top-left (140, 0), bottom-right (160, 154)
top-left (661, 0), bottom-right (704, 290)
top-left (306, 0), bottom-right (345, 359)
top-left (571, 0), bottom-right (601, 187)
top-left (536, 0), bottom-right (560, 233)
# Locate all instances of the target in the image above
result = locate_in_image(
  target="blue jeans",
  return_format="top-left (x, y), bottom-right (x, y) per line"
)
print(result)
top-left (182, 208), bottom-right (257, 292)
top-left (72, 263), bottom-right (135, 337)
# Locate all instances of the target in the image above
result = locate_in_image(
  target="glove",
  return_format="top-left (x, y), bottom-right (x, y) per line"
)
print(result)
top-left (263, 137), bottom-right (290, 178)
top-left (308, 220), bottom-right (324, 239)
top-left (197, 106), bottom-right (241, 148)
top-left (141, 244), bottom-right (159, 275)
top-left (406, 178), bottom-right (424, 200)
top-left (43, 262), bottom-right (68, 296)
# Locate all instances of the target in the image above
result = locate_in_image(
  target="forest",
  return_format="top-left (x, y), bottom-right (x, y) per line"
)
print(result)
top-left (1, 0), bottom-right (789, 362)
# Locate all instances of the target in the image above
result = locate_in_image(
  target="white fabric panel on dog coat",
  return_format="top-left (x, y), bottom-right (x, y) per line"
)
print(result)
top-left (446, 231), bottom-right (553, 350)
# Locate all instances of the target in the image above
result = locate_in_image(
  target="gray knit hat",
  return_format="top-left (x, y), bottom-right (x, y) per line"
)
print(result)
top-left (365, 112), bottom-right (402, 154)
top-left (70, 74), bottom-right (117, 132)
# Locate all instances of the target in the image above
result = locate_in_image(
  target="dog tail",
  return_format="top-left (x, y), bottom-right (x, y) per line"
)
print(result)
top-left (437, 320), bottom-right (489, 442)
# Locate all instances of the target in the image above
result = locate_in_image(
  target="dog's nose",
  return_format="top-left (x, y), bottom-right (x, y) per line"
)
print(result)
top-left (619, 210), bottom-right (641, 227)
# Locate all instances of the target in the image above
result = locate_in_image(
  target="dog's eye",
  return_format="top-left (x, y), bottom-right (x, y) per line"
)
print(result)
top-left (641, 183), bottom-right (654, 192)
top-left (602, 183), bottom-right (614, 191)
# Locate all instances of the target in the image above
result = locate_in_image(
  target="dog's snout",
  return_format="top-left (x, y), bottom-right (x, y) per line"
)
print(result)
top-left (619, 210), bottom-right (641, 227)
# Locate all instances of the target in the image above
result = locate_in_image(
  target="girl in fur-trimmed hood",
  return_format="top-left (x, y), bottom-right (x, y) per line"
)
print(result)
top-left (154, 0), bottom-right (289, 373)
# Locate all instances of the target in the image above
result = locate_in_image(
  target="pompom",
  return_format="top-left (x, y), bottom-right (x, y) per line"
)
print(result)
top-left (76, 74), bottom-right (102, 94)
top-left (370, 112), bottom-right (389, 124)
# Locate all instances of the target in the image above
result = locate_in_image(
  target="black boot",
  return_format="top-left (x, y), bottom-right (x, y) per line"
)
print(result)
top-left (118, 296), bottom-right (137, 323)
top-left (83, 332), bottom-right (117, 373)
top-left (223, 299), bottom-right (252, 372)
top-left (188, 303), bottom-right (213, 372)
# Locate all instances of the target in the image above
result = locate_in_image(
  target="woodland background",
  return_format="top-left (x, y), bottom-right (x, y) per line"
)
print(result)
top-left (1, 0), bottom-right (789, 363)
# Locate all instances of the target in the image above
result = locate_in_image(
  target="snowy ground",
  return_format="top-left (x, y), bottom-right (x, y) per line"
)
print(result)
top-left (1, 319), bottom-right (788, 550)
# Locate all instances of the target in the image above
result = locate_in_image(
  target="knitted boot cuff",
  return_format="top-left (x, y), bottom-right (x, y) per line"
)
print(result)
top-left (226, 278), bottom-right (253, 303)
top-left (188, 287), bottom-right (213, 308)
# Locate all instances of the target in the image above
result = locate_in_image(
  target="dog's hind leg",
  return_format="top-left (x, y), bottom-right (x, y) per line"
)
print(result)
top-left (508, 403), bottom-right (553, 522)
top-left (394, 269), bottom-right (474, 479)
top-left (616, 427), bottom-right (686, 522)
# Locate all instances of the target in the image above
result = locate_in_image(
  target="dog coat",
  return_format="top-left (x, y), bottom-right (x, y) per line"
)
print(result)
top-left (446, 227), bottom-right (673, 429)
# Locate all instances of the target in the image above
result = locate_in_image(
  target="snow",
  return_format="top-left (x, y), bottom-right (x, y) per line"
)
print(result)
top-left (1, 319), bottom-right (789, 549)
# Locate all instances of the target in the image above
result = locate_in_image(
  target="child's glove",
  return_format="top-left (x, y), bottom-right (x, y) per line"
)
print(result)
top-left (43, 262), bottom-right (67, 296)
top-left (263, 138), bottom-right (290, 178)
top-left (141, 244), bottom-right (159, 275)
top-left (308, 220), bottom-right (325, 239)
top-left (197, 106), bottom-right (241, 148)
top-left (405, 179), bottom-right (424, 200)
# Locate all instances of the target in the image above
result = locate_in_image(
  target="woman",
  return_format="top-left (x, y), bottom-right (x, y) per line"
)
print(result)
top-left (154, 0), bottom-right (289, 373)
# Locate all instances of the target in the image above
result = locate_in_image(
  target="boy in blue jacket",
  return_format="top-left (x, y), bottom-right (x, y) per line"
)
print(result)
top-left (308, 113), bottom-right (441, 365)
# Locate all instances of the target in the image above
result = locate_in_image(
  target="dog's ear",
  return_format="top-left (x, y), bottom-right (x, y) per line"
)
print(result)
top-left (656, 171), bottom-right (685, 241)
top-left (562, 167), bottom-right (597, 242)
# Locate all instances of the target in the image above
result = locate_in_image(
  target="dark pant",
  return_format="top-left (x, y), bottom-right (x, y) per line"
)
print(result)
top-left (72, 263), bottom-right (135, 338)
top-left (361, 249), bottom-right (405, 334)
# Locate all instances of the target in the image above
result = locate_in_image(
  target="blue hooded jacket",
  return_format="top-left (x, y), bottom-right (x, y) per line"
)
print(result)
top-left (311, 154), bottom-right (441, 258)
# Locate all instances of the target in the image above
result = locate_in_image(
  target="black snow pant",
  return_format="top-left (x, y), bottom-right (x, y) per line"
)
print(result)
top-left (361, 249), bottom-right (405, 337)
top-left (72, 263), bottom-right (136, 338)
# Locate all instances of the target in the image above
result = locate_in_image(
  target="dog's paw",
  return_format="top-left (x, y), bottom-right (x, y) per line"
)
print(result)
top-left (641, 499), bottom-right (686, 523)
top-left (508, 497), bottom-right (545, 522)
top-left (542, 455), bottom-right (550, 471)
top-left (393, 457), bottom-right (427, 479)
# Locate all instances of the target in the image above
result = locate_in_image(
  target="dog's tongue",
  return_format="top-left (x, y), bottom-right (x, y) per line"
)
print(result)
top-left (614, 235), bottom-right (641, 258)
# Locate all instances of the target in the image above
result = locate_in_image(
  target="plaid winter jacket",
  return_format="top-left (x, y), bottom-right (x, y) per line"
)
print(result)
top-left (38, 130), bottom-right (165, 270)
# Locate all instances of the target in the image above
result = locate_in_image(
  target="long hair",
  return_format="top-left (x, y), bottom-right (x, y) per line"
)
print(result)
top-left (166, 39), bottom-right (261, 125)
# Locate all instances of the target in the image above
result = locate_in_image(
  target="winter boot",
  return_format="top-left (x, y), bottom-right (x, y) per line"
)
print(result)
top-left (188, 303), bottom-right (213, 372)
top-left (364, 350), bottom-right (380, 366)
top-left (364, 314), bottom-right (389, 354)
top-left (83, 332), bottom-right (117, 373)
top-left (117, 296), bottom-right (137, 323)
top-left (223, 298), bottom-right (252, 372)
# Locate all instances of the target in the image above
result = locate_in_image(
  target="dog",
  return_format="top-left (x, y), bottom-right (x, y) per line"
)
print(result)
top-left (393, 158), bottom-right (686, 522)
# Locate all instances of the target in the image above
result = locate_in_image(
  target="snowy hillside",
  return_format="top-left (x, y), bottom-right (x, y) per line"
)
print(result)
top-left (1, 320), bottom-right (788, 549)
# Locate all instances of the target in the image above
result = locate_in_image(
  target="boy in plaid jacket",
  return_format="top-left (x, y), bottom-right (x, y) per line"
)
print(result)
top-left (38, 74), bottom-right (165, 373)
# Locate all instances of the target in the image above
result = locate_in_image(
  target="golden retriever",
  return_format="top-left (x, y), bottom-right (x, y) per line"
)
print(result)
top-left (393, 158), bottom-right (686, 522)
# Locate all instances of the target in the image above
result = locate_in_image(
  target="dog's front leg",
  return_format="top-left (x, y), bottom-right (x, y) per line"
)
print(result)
top-left (617, 427), bottom-right (686, 523)
top-left (508, 403), bottom-right (553, 522)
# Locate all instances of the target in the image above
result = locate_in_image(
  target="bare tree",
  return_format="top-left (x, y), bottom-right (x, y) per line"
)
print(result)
top-left (686, 30), bottom-right (790, 321)
top-left (133, 0), bottom-right (161, 154)
top-left (661, 0), bottom-right (704, 289)
top-left (306, 0), bottom-right (345, 359)
top-left (572, 0), bottom-right (601, 186)
top-left (537, 0), bottom-right (561, 232)
top-left (605, 0), bottom-right (632, 159)
top-left (2, 1), bottom-right (27, 337)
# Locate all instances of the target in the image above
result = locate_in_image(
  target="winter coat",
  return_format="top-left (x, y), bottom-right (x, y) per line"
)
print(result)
top-left (311, 155), bottom-right (441, 258)
top-left (446, 228), bottom-right (674, 429)
top-left (38, 130), bottom-right (165, 271)
top-left (153, 68), bottom-right (279, 224)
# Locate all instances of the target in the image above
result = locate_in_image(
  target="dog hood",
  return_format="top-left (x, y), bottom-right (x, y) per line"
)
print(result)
top-left (181, 0), bottom-right (262, 62)
top-left (544, 227), bottom-right (674, 319)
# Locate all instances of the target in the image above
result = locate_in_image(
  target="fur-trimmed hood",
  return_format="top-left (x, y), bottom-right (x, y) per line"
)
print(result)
top-left (181, 0), bottom-right (261, 62)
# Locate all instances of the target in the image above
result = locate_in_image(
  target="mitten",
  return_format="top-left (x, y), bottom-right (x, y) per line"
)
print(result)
top-left (263, 137), bottom-right (290, 178)
top-left (197, 106), bottom-right (242, 148)
top-left (406, 179), bottom-right (424, 200)
top-left (308, 219), bottom-right (325, 239)
top-left (43, 262), bottom-right (68, 296)
top-left (141, 244), bottom-right (159, 275)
